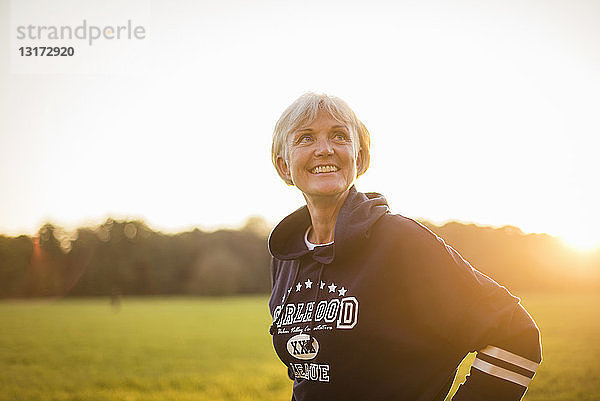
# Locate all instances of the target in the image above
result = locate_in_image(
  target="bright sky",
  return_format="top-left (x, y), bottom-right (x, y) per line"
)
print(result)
top-left (1, 0), bottom-right (599, 251)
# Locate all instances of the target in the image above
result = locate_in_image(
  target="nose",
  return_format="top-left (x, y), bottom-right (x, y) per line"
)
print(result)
top-left (314, 137), bottom-right (334, 157)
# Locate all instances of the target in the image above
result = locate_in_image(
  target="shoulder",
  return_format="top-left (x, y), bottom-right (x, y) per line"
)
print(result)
top-left (370, 213), bottom-right (479, 284)
top-left (270, 256), bottom-right (284, 278)
top-left (371, 213), bottom-right (444, 249)
top-left (364, 213), bottom-right (457, 281)
top-left (270, 257), bottom-right (296, 284)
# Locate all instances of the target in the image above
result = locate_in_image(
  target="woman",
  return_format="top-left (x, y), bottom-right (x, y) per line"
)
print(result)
top-left (268, 93), bottom-right (542, 401)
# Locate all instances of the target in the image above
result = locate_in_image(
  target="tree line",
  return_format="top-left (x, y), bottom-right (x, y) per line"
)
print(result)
top-left (0, 217), bottom-right (598, 298)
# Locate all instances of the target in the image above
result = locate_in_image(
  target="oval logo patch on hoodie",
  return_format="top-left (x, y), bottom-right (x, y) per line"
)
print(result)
top-left (287, 334), bottom-right (319, 360)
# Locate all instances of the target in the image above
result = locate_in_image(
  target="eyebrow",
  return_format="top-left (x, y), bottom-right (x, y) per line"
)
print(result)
top-left (295, 125), bottom-right (348, 133)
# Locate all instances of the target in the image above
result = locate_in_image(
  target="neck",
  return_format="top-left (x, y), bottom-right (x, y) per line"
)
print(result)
top-left (304, 188), bottom-right (351, 244)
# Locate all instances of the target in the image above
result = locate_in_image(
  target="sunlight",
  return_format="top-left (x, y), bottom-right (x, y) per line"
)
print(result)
top-left (559, 232), bottom-right (600, 253)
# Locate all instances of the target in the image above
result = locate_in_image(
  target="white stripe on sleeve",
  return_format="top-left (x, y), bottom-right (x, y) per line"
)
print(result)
top-left (479, 345), bottom-right (540, 373)
top-left (472, 358), bottom-right (532, 387)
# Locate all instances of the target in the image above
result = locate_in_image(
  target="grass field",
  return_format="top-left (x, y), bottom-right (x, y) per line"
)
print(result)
top-left (1, 293), bottom-right (599, 401)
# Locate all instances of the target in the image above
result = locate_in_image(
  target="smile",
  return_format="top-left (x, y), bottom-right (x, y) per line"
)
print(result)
top-left (310, 165), bottom-right (340, 174)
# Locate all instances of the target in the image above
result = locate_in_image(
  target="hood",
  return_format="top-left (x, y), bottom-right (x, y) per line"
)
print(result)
top-left (268, 186), bottom-right (389, 264)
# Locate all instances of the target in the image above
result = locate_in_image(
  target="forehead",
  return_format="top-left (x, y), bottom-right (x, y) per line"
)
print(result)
top-left (294, 110), bottom-right (348, 133)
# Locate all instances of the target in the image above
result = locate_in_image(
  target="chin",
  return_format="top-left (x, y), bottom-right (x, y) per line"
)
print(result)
top-left (301, 182), bottom-right (351, 198)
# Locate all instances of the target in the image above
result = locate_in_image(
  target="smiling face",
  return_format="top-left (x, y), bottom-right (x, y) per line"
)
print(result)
top-left (276, 110), bottom-right (360, 200)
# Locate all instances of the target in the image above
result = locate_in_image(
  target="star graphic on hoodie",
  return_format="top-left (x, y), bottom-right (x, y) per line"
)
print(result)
top-left (328, 283), bottom-right (337, 293)
top-left (320, 281), bottom-right (326, 289)
top-left (305, 279), bottom-right (313, 289)
top-left (296, 283), bottom-right (302, 292)
top-left (338, 287), bottom-right (347, 296)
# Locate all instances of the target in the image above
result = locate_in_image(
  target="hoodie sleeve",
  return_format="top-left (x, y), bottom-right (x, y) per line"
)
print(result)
top-left (403, 220), bottom-right (542, 401)
top-left (452, 303), bottom-right (542, 400)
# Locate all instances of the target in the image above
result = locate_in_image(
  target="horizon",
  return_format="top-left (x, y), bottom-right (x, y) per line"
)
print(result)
top-left (4, 211), bottom-right (599, 255)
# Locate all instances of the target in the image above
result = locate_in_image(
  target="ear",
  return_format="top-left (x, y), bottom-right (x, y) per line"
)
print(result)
top-left (276, 156), bottom-right (293, 185)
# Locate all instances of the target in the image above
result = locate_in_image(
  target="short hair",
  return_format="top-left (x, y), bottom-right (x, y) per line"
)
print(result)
top-left (271, 92), bottom-right (371, 185)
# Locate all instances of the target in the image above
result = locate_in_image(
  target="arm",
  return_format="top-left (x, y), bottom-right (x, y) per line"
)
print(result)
top-left (401, 219), bottom-right (542, 400)
top-left (452, 302), bottom-right (542, 400)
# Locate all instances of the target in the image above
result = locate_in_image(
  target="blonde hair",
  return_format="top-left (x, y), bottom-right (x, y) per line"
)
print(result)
top-left (271, 92), bottom-right (371, 185)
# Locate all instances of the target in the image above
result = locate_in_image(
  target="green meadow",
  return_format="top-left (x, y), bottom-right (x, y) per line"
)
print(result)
top-left (1, 294), bottom-right (598, 401)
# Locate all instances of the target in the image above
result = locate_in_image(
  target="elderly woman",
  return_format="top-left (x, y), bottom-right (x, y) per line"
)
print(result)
top-left (268, 93), bottom-right (542, 401)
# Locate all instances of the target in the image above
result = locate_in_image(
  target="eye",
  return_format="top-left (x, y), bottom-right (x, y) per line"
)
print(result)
top-left (333, 131), bottom-right (349, 141)
top-left (297, 134), bottom-right (313, 144)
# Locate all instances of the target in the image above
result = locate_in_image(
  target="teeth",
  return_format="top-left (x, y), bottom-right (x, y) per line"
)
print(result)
top-left (311, 165), bottom-right (339, 174)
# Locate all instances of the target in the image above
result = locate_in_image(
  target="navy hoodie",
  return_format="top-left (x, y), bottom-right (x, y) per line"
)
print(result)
top-left (268, 186), bottom-right (542, 401)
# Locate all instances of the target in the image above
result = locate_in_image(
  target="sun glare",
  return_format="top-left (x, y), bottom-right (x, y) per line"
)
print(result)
top-left (559, 232), bottom-right (600, 253)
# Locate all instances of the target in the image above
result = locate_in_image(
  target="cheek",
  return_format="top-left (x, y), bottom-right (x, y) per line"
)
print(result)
top-left (345, 146), bottom-right (359, 168)
top-left (287, 154), bottom-right (306, 177)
